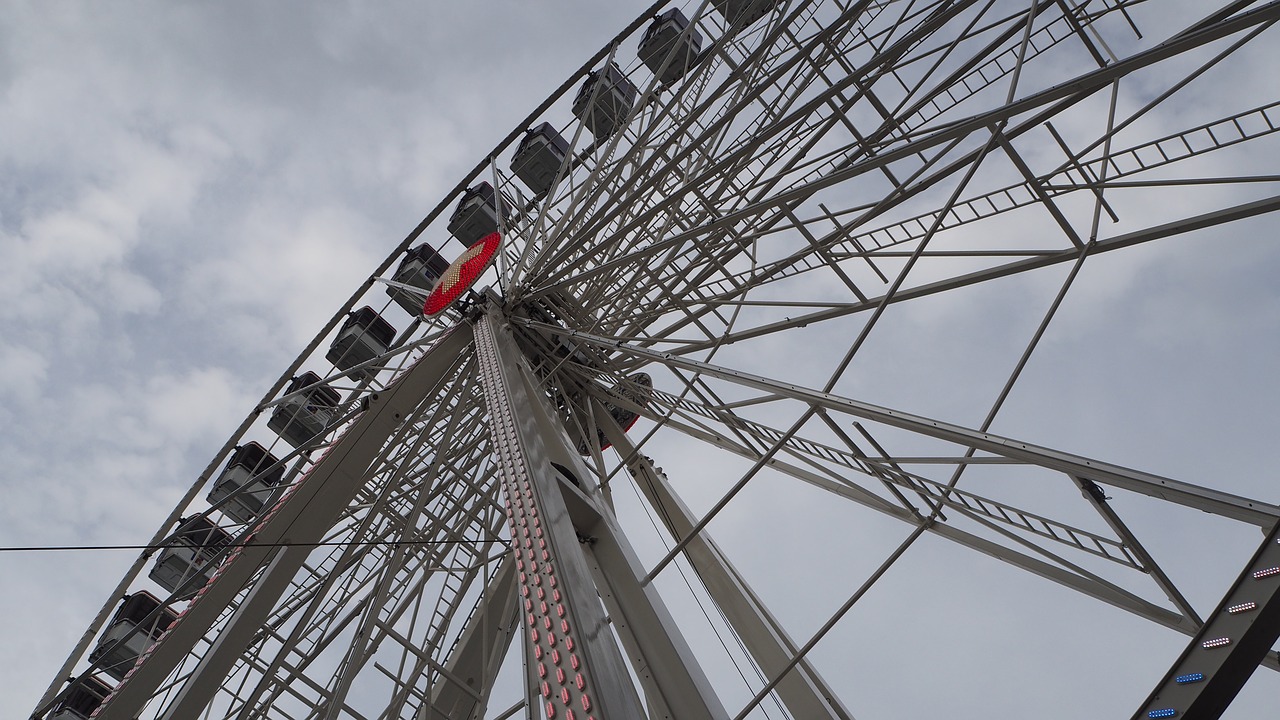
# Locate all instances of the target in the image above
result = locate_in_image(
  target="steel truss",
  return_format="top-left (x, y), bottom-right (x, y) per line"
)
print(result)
top-left (34, 1), bottom-right (1280, 718)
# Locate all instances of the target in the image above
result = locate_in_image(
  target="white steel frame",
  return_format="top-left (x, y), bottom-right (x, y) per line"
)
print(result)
top-left (33, 1), bottom-right (1280, 719)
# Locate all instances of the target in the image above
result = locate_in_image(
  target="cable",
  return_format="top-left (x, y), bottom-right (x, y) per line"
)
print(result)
top-left (0, 538), bottom-right (501, 554)
top-left (625, 464), bottom-right (791, 720)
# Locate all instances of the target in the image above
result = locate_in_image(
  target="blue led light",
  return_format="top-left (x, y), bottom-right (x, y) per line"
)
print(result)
top-left (1148, 709), bottom-right (1177, 719)
top-left (1175, 673), bottom-right (1204, 684)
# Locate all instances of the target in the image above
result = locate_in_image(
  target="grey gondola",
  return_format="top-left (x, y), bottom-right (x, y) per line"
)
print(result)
top-left (713, 0), bottom-right (778, 28)
top-left (447, 182), bottom-right (504, 245)
top-left (326, 306), bottom-right (396, 380)
top-left (511, 123), bottom-right (569, 197)
top-left (571, 63), bottom-right (638, 140)
top-left (89, 592), bottom-right (177, 681)
top-left (148, 515), bottom-right (233, 598)
top-left (267, 372), bottom-right (341, 448)
top-left (638, 9), bottom-right (704, 85)
top-left (206, 441), bottom-right (286, 524)
top-left (386, 243), bottom-right (450, 314)
top-left (48, 675), bottom-right (112, 720)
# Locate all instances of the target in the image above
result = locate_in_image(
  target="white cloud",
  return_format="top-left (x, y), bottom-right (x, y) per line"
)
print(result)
top-left (0, 344), bottom-right (48, 405)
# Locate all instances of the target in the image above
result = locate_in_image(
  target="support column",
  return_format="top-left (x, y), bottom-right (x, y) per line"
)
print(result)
top-left (609, 436), bottom-right (854, 720)
top-left (475, 312), bottom-right (646, 720)
top-left (473, 309), bottom-right (726, 720)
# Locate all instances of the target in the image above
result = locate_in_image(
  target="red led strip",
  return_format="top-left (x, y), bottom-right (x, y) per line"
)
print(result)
top-left (506, 476), bottom-right (595, 720)
top-left (423, 231), bottom-right (501, 316)
top-left (475, 324), bottom-right (598, 720)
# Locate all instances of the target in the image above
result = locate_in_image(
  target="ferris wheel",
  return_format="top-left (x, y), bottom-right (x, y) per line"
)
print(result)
top-left (32, 0), bottom-right (1280, 718)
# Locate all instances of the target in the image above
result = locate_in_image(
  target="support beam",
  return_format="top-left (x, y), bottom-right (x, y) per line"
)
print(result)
top-left (607, 425), bottom-right (855, 720)
top-left (474, 309), bottom-right (728, 719)
top-left (547, 323), bottom-right (1280, 527)
top-left (1133, 523), bottom-right (1280, 720)
top-left (667, 194), bottom-right (1280, 354)
top-left (474, 313), bottom-right (648, 720)
top-left (421, 557), bottom-right (520, 720)
top-left (645, 407), bottom-right (1194, 634)
top-left (576, 469), bottom-right (731, 720)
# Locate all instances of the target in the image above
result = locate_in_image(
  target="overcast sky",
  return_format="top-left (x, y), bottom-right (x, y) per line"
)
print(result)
top-left (0, 1), bottom-right (641, 712)
top-left (3, 2), bottom-right (1280, 719)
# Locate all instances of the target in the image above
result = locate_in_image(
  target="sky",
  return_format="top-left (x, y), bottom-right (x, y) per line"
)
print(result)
top-left (2, 1), bottom-right (1280, 719)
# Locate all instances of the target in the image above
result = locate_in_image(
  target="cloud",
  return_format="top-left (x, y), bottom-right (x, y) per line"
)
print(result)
top-left (0, 344), bottom-right (48, 405)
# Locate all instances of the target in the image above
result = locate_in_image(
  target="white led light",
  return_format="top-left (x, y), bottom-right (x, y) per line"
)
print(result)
top-left (1202, 637), bottom-right (1231, 649)
top-left (1226, 602), bottom-right (1257, 614)
top-left (1252, 566), bottom-right (1280, 579)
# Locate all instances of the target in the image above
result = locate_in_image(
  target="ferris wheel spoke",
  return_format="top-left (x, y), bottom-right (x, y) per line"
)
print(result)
top-left (526, 1), bottom-right (891, 286)
top-left (554, 322), bottom-right (1280, 528)
top-left (280, 376), bottom-right (493, 720)
top-left (635, 189), bottom-right (1280, 357)
top-left (599, 142), bottom-right (1001, 339)
top-left (89, 328), bottom-right (475, 719)
top-left (533, 0), bottom-right (1057, 320)
top-left (50, 2), bottom-right (1280, 718)
top-left (539, 0), bottom-right (1031, 286)
top-left (229, 440), bottom-right (504, 719)
top-left (620, 369), bottom-right (1162, 574)
top-left (615, 83), bottom-right (1280, 344)
top-left (606, 371), bottom-right (1216, 645)
top-left (597, 384), bottom-right (1216, 686)
top-left (827, 99), bottom-right (1280, 260)
top-left (525, 2), bottom-right (1280, 322)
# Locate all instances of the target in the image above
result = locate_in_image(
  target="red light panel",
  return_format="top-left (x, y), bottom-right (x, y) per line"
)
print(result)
top-left (423, 231), bottom-right (501, 316)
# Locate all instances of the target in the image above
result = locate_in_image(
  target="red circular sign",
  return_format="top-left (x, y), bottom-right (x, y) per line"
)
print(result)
top-left (423, 232), bottom-right (501, 316)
